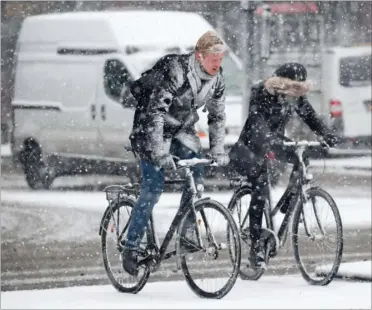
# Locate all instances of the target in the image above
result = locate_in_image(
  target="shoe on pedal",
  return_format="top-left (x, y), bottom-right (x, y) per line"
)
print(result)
top-left (249, 241), bottom-right (267, 270)
top-left (121, 248), bottom-right (139, 277)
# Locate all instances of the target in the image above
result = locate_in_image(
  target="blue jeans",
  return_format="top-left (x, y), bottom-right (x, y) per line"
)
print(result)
top-left (125, 140), bottom-right (203, 249)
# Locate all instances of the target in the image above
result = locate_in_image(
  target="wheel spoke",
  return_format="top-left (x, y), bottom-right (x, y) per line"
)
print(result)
top-left (101, 200), bottom-right (150, 293)
top-left (179, 200), bottom-right (241, 299)
top-left (292, 188), bottom-right (343, 286)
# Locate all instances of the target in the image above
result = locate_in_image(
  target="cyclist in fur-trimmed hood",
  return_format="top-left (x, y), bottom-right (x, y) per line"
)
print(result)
top-left (228, 62), bottom-right (340, 269)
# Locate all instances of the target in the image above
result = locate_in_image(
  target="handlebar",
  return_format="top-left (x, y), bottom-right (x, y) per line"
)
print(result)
top-left (176, 157), bottom-right (218, 168)
top-left (283, 141), bottom-right (326, 147)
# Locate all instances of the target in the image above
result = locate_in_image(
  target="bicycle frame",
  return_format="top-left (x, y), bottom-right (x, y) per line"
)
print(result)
top-left (265, 144), bottom-right (314, 247)
top-left (235, 143), bottom-right (315, 249)
top-left (134, 162), bottom-right (216, 271)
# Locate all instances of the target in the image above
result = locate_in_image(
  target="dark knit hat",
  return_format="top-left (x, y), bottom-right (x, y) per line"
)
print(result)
top-left (273, 62), bottom-right (307, 82)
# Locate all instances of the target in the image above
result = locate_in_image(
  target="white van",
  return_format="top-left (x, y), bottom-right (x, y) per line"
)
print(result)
top-left (322, 46), bottom-right (371, 149)
top-left (11, 10), bottom-right (243, 189)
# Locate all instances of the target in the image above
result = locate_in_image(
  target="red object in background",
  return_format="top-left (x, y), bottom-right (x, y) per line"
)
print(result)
top-left (255, 2), bottom-right (319, 15)
top-left (266, 151), bottom-right (276, 160)
top-left (330, 99), bottom-right (343, 118)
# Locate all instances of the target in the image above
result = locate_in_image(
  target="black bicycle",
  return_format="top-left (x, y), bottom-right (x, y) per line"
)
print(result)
top-left (227, 140), bottom-right (343, 286)
top-left (99, 157), bottom-right (241, 299)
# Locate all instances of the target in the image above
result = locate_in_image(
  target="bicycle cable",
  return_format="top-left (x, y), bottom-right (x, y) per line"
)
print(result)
top-left (310, 154), bottom-right (327, 184)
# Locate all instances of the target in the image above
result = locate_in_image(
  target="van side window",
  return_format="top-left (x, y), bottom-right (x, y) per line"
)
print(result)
top-left (104, 59), bottom-right (133, 103)
top-left (339, 55), bottom-right (371, 87)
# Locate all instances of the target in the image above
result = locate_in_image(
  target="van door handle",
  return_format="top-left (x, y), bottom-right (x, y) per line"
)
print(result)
top-left (101, 105), bottom-right (106, 121)
top-left (91, 105), bottom-right (96, 120)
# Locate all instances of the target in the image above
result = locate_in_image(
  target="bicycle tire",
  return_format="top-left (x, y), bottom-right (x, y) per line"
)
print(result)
top-left (292, 186), bottom-right (343, 286)
top-left (228, 186), bottom-right (268, 281)
top-left (101, 198), bottom-right (151, 294)
top-left (177, 199), bottom-right (241, 299)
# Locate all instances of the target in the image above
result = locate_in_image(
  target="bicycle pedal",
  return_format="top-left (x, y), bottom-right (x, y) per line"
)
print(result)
top-left (247, 259), bottom-right (267, 271)
top-left (261, 228), bottom-right (279, 255)
top-left (218, 242), bottom-right (227, 250)
top-left (258, 261), bottom-right (268, 271)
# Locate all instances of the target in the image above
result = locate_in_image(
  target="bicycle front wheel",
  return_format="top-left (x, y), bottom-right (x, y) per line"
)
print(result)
top-left (100, 198), bottom-right (151, 293)
top-left (176, 199), bottom-right (241, 299)
top-left (292, 186), bottom-right (343, 286)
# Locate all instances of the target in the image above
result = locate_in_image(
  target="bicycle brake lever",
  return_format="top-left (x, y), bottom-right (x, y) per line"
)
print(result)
top-left (205, 153), bottom-right (213, 160)
top-left (316, 136), bottom-right (330, 149)
top-left (171, 155), bottom-right (180, 162)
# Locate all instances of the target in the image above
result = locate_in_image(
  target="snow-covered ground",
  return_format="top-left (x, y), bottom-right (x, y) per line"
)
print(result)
top-left (310, 156), bottom-right (371, 170)
top-left (328, 148), bottom-right (372, 157)
top-left (1, 275), bottom-right (371, 309)
top-left (1, 184), bottom-right (371, 309)
top-left (316, 261), bottom-right (372, 281)
top-left (1, 187), bottom-right (371, 235)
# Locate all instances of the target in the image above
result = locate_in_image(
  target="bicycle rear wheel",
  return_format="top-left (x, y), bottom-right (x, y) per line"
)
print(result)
top-left (176, 199), bottom-right (241, 299)
top-left (292, 186), bottom-right (343, 286)
top-left (228, 186), bottom-right (268, 280)
top-left (100, 198), bottom-right (150, 293)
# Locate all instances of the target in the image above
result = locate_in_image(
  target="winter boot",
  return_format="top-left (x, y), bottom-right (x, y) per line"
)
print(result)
top-left (249, 240), bottom-right (267, 270)
top-left (121, 248), bottom-right (139, 277)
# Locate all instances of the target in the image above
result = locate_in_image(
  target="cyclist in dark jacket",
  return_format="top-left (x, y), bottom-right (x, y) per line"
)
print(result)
top-left (122, 31), bottom-right (230, 276)
top-left (228, 62), bottom-right (340, 269)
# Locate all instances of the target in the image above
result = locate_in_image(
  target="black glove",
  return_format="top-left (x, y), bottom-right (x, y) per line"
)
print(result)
top-left (323, 133), bottom-right (341, 147)
top-left (266, 137), bottom-right (288, 161)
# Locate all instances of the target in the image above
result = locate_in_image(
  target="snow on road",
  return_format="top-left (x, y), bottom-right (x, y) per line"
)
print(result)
top-left (1, 275), bottom-right (371, 309)
top-left (316, 261), bottom-right (372, 281)
top-left (1, 180), bottom-right (371, 309)
top-left (310, 156), bottom-right (371, 170)
top-left (1, 187), bottom-right (371, 238)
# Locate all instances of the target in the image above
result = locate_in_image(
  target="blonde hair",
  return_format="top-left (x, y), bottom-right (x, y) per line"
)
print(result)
top-left (195, 30), bottom-right (227, 55)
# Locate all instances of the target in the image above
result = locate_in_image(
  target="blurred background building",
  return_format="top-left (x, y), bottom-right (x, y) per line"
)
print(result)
top-left (1, 1), bottom-right (371, 144)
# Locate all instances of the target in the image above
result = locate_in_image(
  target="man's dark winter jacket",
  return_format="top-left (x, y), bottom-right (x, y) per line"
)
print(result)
top-left (129, 53), bottom-right (226, 161)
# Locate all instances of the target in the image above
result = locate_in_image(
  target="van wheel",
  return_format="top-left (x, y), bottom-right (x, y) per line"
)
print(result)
top-left (24, 164), bottom-right (54, 190)
top-left (20, 139), bottom-right (55, 190)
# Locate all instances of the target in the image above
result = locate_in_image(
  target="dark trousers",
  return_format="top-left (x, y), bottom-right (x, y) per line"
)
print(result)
top-left (248, 161), bottom-right (270, 243)
top-left (228, 143), bottom-right (299, 244)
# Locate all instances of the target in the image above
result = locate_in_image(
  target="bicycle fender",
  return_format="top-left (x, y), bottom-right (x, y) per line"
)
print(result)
top-left (195, 197), bottom-right (211, 204)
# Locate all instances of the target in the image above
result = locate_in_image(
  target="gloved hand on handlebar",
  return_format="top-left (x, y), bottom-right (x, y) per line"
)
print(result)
top-left (265, 136), bottom-right (293, 161)
top-left (323, 133), bottom-right (342, 148)
top-left (209, 146), bottom-right (230, 166)
top-left (152, 152), bottom-right (177, 171)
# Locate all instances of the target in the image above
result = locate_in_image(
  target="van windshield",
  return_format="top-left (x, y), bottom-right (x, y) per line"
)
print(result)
top-left (340, 54), bottom-right (371, 87)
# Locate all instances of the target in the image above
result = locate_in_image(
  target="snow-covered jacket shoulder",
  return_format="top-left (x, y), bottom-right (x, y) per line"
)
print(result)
top-left (129, 53), bottom-right (226, 160)
top-left (130, 54), bottom-right (188, 105)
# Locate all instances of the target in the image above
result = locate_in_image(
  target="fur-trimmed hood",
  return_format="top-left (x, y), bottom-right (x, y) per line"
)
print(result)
top-left (264, 76), bottom-right (312, 97)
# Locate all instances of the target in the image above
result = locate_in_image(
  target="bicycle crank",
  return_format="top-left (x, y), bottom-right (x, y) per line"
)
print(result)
top-left (260, 228), bottom-right (280, 261)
